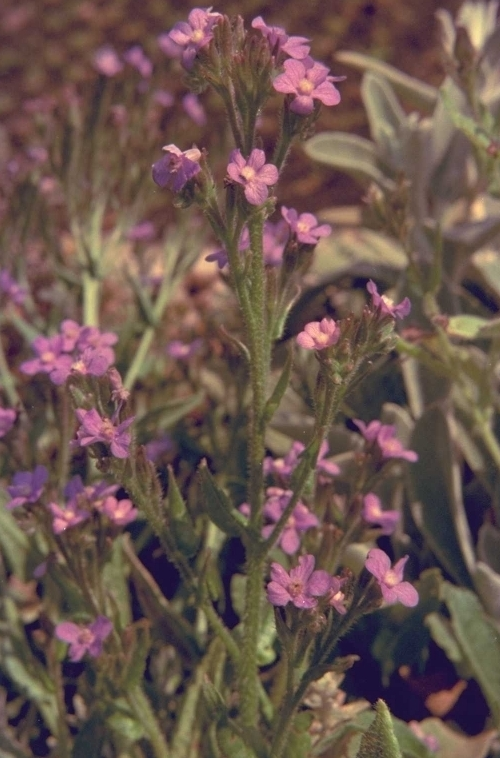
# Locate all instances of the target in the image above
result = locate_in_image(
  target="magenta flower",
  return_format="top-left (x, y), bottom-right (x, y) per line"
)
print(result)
top-left (160, 7), bottom-right (222, 69)
top-left (281, 206), bottom-right (331, 244)
top-left (152, 144), bottom-right (202, 192)
top-left (262, 487), bottom-right (319, 554)
top-left (182, 93), bottom-right (207, 126)
top-left (92, 46), bottom-right (123, 77)
top-left (353, 419), bottom-right (382, 443)
top-left (328, 576), bottom-right (347, 615)
top-left (126, 221), bottom-right (156, 241)
top-left (20, 334), bottom-right (73, 385)
top-left (0, 270), bottom-right (28, 305)
top-left (263, 441), bottom-right (304, 480)
top-left (74, 409), bottom-right (134, 459)
top-left (71, 346), bottom-right (115, 378)
top-left (166, 339), bottom-right (203, 359)
top-left (60, 320), bottom-right (82, 352)
top-left (267, 554), bottom-right (331, 608)
top-left (101, 496), bottom-right (138, 526)
top-left (48, 501), bottom-right (89, 534)
top-left (55, 616), bottom-right (113, 661)
top-left (226, 149), bottom-right (279, 205)
top-left (6, 465), bottom-right (48, 510)
top-left (123, 45), bottom-right (153, 78)
top-left (153, 89), bottom-right (175, 108)
top-left (0, 407), bottom-right (16, 438)
top-left (273, 58), bottom-right (342, 115)
top-left (354, 420), bottom-right (418, 463)
top-left (296, 318), bottom-right (340, 350)
top-left (365, 548), bottom-right (419, 607)
top-left (362, 493), bottom-right (400, 535)
top-left (367, 280), bottom-right (411, 319)
top-left (251, 17), bottom-right (310, 60)
top-left (316, 440), bottom-right (341, 480)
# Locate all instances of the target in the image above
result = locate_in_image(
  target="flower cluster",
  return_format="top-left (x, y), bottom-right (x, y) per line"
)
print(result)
top-left (354, 419), bottom-right (418, 463)
top-left (48, 476), bottom-right (137, 534)
top-left (20, 321), bottom-right (117, 386)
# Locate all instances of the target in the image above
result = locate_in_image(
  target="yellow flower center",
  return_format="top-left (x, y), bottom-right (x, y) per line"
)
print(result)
top-left (298, 78), bottom-right (314, 95)
top-left (240, 166), bottom-right (256, 182)
top-left (191, 29), bottom-right (204, 43)
top-left (384, 569), bottom-right (399, 587)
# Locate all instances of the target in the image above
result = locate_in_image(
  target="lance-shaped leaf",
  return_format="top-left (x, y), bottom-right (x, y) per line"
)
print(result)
top-left (361, 73), bottom-right (406, 170)
top-left (305, 132), bottom-right (390, 188)
top-left (356, 699), bottom-right (402, 758)
top-left (198, 460), bottom-right (247, 538)
top-left (167, 466), bottom-right (200, 558)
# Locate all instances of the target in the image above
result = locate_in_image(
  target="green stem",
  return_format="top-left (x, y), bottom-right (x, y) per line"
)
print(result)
top-left (127, 685), bottom-right (171, 758)
top-left (123, 325), bottom-right (155, 391)
top-left (82, 271), bottom-right (101, 327)
top-left (0, 328), bottom-right (22, 408)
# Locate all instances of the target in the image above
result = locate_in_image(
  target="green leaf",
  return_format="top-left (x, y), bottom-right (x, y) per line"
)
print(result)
top-left (198, 460), bottom-right (246, 538)
top-left (472, 562), bottom-right (500, 621)
top-left (356, 699), bottom-right (402, 758)
top-left (167, 466), bottom-right (200, 558)
top-left (442, 582), bottom-right (500, 727)
top-left (137, 391), bottom-right (205, 433)
top-left (311, 228), bottom-right (407, 283)
top-left (0, 495), bottom-right (29, 578)
top-left (424, 612), bottom-right (465, 667)
top-left (286, 711), bottom-right (313, 758)
top-left (410, 717), bottom-right (496, 758)
top-left (335, 51), bottom-right (438, 112)
top-left (72, 713), bottom-right (106, 758)
top-left (107, 698), bottom-right (146, 742)
top-left (102, 535), bottom-right (131, 628)
top-left (361, 73), bottom-right (406, 169)
top-left (305, 132), bottom-right (390, 188)
top-left (409, 407), bottom-right (474, 587)
top-left (446, 315), bottom-right (490, 339)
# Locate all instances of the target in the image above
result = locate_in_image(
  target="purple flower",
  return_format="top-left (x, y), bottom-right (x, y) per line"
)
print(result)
top-left (74, 409), bottom-right (134, 459)
top-left (204, 247), bottom-right (229, 269)
top-left (101, 496), bottom-right (138, 526)
top-left (362, 493), bottom-right (400, 535)
top-left (126, 221), bottom-right (156, 241)
top-left (152, 144), bottom-right (202, 192)
top-left (367, 280), bottom-right (411, 319)
top-left (296, 318), bottom-right (340, 350)
top-left (144, 434), bottom-right (173, 462)
top-left (6, 465), bottom-right (48, 510)
top-left (281, 206), bottom-right (331, 244)
top-left (123, 45), bottom-right (153, 78)
top-left (262, 487), bottom-right (319, 554)
top-left (48, 501), bottom-right (89, 534)
top-left (263, 219), bottom-right (288, 266)
top-left (71, 346), bottom-right (114, 378)
top-left (354, 420), bottom-right (418, 463)
top-left (93, 46), bottom-right (123, 77)
top-left (55, 615), bottom-right (113, 661)
top-left (353, 419), bottom-right (383, 443)
top-left (316, 440), bottom-right (341, 480)
top-left (182, 93), bottom-right (207, 126)
top-left (153, 89), bottom-right (175, 108)
top-left (328, 576), bottom-right (347, 615)
top-left (251, 16), bottom-right (310, 60)
top-left (20, 335), bottom-right (73, 385)
top-left (0, 407), bottom-right (16, 438)
top-left (160, 7), bottom-right (222, 69)
top-left (267, 554), bottom-right (331, 608)
top-left (273, 58), bottom-right (342, 115)
top-left (365, 548), bottom-right (419, 607)
top-left (226, 149), bottom-right (279, 205)
top-left (60, 320), bottom-right (82, 352)
top-left (76, 326), bottom-right (118, 353)
top-left (166, 339), bottom-right (203, 359)
top-left (0, 270), bottom-right (28, 305)
top-left (263, 441), bottom-right (304, 480)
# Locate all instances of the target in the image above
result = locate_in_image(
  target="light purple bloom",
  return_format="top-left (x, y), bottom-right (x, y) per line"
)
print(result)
top-left (367, 280), bottom-right (411, 319)
top-left (166, 339), bottom-right (203, 359)
top-left (0, 407), bottom-right (16, 438)
top-left (296, 318), bottom-right (340, 350)
top-left (153, 89), bottom-right (175, 108)
top-left (251, 16), bottom-right (310, 60)
top-left (55, 616), bottom-right (113, 661)
top-left (60, 320), bottom-right (82, 352)
top-left (263, 219), bottom-right (288, 266)
top-left (362, 493), bottom-right (400, 535)
top-left (182, 93), bottom-right (207, 126)
top-left (101, 495), bottom-right (138, 526)
top-left (273, 58), bottom-right (342, 115)
top-left (126, 221), bottom-right (156, 241)
top-left (262, 487), bottom-right (319, 554)
top-left (20, 335), bottom-right (73, 385)
top-left (353, 419), bottom-right (382, 443)
top-left (0, 270), bottom-right (28, 305)
top-left (76, 326), bottom-right (118, 353)
top-left (74, 409), bottom-right (134, 459)
top-left (365, 548), bottom-right (419, 607)
top-left (48, 501), bottom-right (89, 534)
top-left (263, 441), bottom-right (304, 479)
top-left (281, 206), bottom-right (331, 244)
top-left (204, 247), bottom-right (229, 269)
top-left (6, 465), bottom-right (48, 510)
top-left (93, 46), bottom-right (123, 77)
top-left (226, 149), bottom-right (279, 205)
top-left (71, 346), bottom-right (114, 378)
top-left (316, 440), bottom-right (341, 480)
top-left (328, 576), bottom-right (347, 615)
top-left (354, 419), bottom-right (418, 463)
top-left (152, 144), bottom-right (202, 192)
top-left (144, 434), bottom-right (173, 462)
top-left (160, 7), bottom-right (222, 69)
top-left (267, 554), bottom-right (331, 608)
top-left (123, 45), bottom-right (153, 78)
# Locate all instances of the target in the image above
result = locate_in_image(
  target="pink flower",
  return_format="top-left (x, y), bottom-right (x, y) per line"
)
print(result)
top-left (281, 206), bottom-right (331, 244)
top-left (262, 488), bottom-right (319, 555)
top-left (55, 616), bottom-right (113, 661)
top-left (73, 409), bottom-right (134, 459)
top-left (226, 149), bottom-right (278, 205)
top-left (48, 501), bottom-right (89, 534)
top-left (263, 441), bottom-right (304, 480)
top-left (166, 339), bottom-right (203, 359)
top-left (123, 45), bottom-right (153, 78)
top-left (251, 17), bottom-right (310, 60)
top-left (152, 144), bottom-right (202, 191)
top-left (93, 46), bottom-right (123, 77)
top-left (328, 576), bottom-right (347, 615)
top-left (367, 280), bottom-right (411, 319)
top-left (126, 221), bottom-right (156, 241)
top-left (263, 219), bottom-right (288, 266)
top-left (365, 548), bottom-right (419, 607)
top-left (354, 420), bottom-right (418, 463)
top-left (160, 7), bottom-right (222, 69)
top-left (296, 318), bottom-right (340, 350)
top-left (0, 407), bottom-right (16, 438)
top-left (20, 334), bottom-right (73, 385)
top-left (70, 346), bottom-right (114, 378)
top-left (101, 496), bottom-right (138, 525)
top-left (316, 440), bottom-right (341, 480)
top-left (362, 493), bottom-right (400, 535)
top-left (0, 270), bottom-right (28, 305)
top-left (353, 419), bottom-right (382, 443)
top-left (273, 58), bottom-right (342, 115)
top-left (182, 93), bottom-right (207, 126)
top-left (267, 554), bottom-right (331, 608)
